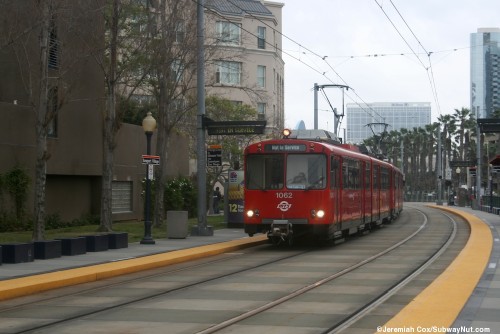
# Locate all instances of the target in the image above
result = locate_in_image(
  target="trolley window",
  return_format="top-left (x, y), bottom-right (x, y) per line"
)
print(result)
top-left (342, 158), bottom-right (360, 189)
top-left (246, 154), bottom-right (284, 190)
top-left (365, 163), bottom-right (371, 189)
top-left (286, 154), bottom-right (326, 190)
top-left (330, 156), bottom-right (340, 189)
top-left (381, 167), bottom-right (389, 189)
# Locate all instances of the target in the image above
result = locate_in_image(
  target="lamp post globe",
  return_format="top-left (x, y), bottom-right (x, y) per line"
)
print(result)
top-left (141, 112), bottom-right (156, 245)
top-left (142, 111), bottom-right (156, 133)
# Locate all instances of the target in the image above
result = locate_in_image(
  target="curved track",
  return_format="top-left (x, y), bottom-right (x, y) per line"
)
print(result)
top-left (0, 205), bottom-right (469, 334)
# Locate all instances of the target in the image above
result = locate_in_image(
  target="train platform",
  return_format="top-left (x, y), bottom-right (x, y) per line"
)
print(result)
top-left (0, 205), bottom-right (499, 332)
top-left (0, 228), bottom-right (268, 301)
top-left (441, 204), bottom-right (500, 330)
top-left (380, 203), bottom-right (500, 333)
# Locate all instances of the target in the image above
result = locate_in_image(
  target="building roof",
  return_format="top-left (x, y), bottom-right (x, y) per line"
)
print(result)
top-left (206, 0), bottom-right (273, 17)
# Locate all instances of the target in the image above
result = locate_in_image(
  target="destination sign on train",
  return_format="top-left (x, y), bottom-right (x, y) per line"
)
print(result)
top-left (264, 144), bottom-right (307, 152)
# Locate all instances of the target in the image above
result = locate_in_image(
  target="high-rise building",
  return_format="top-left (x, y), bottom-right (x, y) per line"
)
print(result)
top-left (346, 102), bottom-right (431, 144)
top-left (471, 28), bottom-right (500, 118)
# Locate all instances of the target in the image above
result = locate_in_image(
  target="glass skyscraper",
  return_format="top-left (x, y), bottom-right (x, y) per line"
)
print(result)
top-left (471, 28), bottom-right (500, 118)
top-left (346, 102), bottom-right (431, 144)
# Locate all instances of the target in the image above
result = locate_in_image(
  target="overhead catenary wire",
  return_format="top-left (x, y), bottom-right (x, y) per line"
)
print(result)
top-left (376, 0), bottom-right (443, 116)
top-left (196, 0), bottom-right (457, 126)
top-left (204, 0), bottom-right (386, 123)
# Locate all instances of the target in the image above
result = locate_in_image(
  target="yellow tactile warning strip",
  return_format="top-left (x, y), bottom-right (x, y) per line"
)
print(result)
top-left (378, 205), bottom-right (493, 332)
top-left (0, 235), bottom-right (268, 301)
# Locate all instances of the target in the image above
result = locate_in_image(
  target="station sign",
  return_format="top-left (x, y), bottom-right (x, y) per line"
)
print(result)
top-left (449, 160), bottom-right (476, 168)
top-left (142, 155), bottom-right (160, 165)
top-left (207, 145), bottom-right (222, 167)
top-left (477, 118), bottom-right (500, 133)
top-left (203, 117), bottom-right (266, 136)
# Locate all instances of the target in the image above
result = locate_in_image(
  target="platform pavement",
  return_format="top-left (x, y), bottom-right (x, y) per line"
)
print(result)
top-left (0, 228), bottom-right (257, 281)
top-left (381, 202), bottom-right (500, 333)
top-left (443, 204), bottom-right (500, 331)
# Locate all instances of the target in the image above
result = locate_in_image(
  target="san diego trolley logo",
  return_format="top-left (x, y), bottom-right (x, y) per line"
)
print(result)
top-left (277, 201), bottom-right (292, 212)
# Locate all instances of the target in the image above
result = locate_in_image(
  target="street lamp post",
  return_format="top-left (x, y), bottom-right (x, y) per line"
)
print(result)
top-left (489, 164), bottom-right (493, 213)
top-left (141, 112), bottom-right (156, 245)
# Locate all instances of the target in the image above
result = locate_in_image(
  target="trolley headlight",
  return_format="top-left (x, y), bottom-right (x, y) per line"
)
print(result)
top-left (246, 209), bottom-right (259, 217)
top-left (311, 209), bottom-right (325, 218)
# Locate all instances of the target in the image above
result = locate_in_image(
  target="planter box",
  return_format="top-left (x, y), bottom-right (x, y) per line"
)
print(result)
top-left (167, 210), bottom-right (189, 239)
top-left (57, 237), bottom-right (87, 256)
top-left (81, 235), bottom-right (109, 252)
top-left (34, 240), bottom-right (62, 259)
top-left (107, 232), bottom-right (128, 249)
top-left (1, 242), bottom-right (34, 263)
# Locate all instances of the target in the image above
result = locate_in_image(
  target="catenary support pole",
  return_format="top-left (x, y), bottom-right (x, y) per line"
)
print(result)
top-left (193, 0), bottom-right (213, 236)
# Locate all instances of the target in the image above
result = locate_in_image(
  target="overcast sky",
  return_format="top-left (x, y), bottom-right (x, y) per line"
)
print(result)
top-left (280, 0), bottom-right (500, 134)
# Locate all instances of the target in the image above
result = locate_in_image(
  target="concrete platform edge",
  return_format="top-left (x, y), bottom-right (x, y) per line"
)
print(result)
top-left (378, 205), bottom-right (493, 331)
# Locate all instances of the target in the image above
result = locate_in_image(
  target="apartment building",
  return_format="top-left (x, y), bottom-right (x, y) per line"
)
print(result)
top-left (204, 0), bottom-right (285, 135)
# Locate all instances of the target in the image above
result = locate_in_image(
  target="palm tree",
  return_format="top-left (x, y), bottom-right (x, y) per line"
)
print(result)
top-left (453, 108), bottom-right (473, 161)
top-left (425, 122), bottom-right (439, 174)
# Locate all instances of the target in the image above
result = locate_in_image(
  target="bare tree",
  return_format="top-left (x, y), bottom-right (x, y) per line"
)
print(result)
top-left (88, 0), bottom-right (156, 231)
top-left (148, 0), bottom-right (200, 227)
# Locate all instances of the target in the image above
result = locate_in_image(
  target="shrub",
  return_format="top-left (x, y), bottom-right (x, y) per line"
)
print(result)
top-left (3, 166), bottom-right (30, 220)
top-left (164, 176), bottom-right (197, 218)
top-left (0, 213), bottom-right (31, 232)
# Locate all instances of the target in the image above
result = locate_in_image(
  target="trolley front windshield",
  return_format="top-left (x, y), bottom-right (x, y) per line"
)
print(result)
top-left (245, 154), bottom-right (327, 190)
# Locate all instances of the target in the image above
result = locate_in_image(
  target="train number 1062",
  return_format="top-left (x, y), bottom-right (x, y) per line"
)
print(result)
top-left (276, 192), bottom-right (293, 199)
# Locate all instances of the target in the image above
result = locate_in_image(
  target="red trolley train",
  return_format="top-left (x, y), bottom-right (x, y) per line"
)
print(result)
top-left (243, 129), bottom-right (404, 245)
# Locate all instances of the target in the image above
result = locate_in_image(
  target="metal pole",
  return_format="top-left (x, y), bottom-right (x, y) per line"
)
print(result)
top-left (476, 106), bottom-right (482, 210)
top-left (141, 132), bottom-right (155, 244)
top-left (193, 0), bottom-right (213, 236)
top-left (313, 83), bottom-right (318, 129)
top-left (436, 126), bottom-right (443, 205)
top-left (490, 168), bottom-right (493, 212)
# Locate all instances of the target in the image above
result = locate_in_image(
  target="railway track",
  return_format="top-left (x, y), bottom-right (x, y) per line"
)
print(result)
top-left (0, 205), bottom-right (469, 334)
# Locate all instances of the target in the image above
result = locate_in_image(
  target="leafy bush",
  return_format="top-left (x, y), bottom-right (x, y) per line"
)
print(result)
top-left (71, 214), bottom-right (100, 227)
top-left (0, 213), bottom-right (31, 232)
top-left (164, 176), bottom-right (197, 218)
top-left (3, 166), bottom-right (30, 220)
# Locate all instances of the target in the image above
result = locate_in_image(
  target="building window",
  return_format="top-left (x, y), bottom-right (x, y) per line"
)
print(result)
top-left (171, 59), bottom-right (184, 82)
top-left (48, 16), bottom-right (59, 69)
top-left (257, 102), bottom-right (266, 114)
top-left (215, 61), bottom-right (241, 85)
top-left (257, 26), bottom-right (266, 49)
top-left (47, 87), bottom-right (58, 138)
top-left (112, 181), bottom-right (133, 213)
top-left (257, 65), bottom-right (266, 88)
top-left (171, 98), bottom-right (185, 111)
top-left (216, 21), bottom-right (241, 46)
top-left (174, 20), bottom-right (185, 43)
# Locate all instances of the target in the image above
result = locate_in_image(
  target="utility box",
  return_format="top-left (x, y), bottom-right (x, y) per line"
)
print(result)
top-left (167, 211), bottom-right (188, 239)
